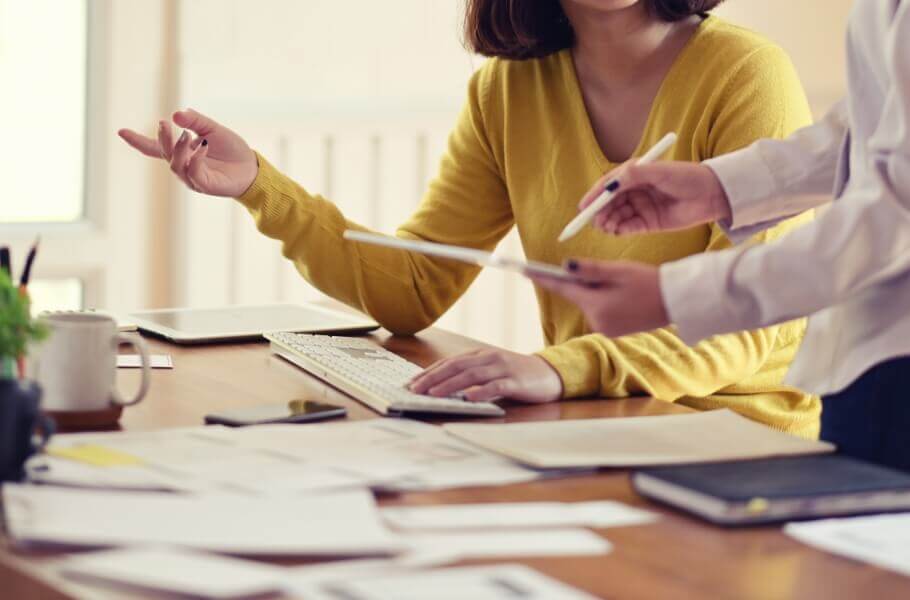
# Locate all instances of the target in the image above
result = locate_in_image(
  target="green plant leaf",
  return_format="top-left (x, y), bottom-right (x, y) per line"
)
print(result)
top-left (0, 271), bottom-right (48, 362)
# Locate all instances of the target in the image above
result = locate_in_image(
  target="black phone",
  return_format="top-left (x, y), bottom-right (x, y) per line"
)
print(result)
top-left (204, 399), bottom-right (347, 427)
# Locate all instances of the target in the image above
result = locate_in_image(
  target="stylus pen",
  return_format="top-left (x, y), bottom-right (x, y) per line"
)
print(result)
top-left (558, 132), bottom-right (678, 242)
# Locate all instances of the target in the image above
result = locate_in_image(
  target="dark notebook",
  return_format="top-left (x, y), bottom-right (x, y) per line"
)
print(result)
top-left (632, 454), bottom-right (910, 526)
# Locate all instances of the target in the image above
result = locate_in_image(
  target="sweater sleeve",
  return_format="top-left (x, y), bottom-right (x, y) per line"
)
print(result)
top-left (537, 44), bottom-right (815, 400)
top-left (236, 67), bottom-right (513, 335)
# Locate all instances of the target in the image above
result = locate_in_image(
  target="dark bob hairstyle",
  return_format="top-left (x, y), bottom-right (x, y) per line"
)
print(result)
top-left (465, 0), bottom-right (726, 60)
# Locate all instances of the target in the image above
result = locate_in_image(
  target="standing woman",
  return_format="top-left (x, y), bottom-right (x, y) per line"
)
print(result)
top-left (121, 1), bottom-right (819, 435)
top-left (535, 1), bottom-right (910, 467)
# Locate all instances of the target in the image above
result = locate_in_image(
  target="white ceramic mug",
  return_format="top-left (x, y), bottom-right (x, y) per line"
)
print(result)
top-left (33, 313), bottom-right (151, 412)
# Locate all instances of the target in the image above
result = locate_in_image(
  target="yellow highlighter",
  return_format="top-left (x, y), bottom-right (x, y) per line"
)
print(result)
top-left (46, 444), bottom-right (144, 468)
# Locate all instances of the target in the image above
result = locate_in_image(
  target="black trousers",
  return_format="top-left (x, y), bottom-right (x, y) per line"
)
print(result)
top-left (821, 356), bottom-right (910, 472)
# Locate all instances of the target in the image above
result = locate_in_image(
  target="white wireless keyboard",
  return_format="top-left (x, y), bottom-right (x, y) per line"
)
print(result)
top-left (265, 332), bottom-right (505, 417)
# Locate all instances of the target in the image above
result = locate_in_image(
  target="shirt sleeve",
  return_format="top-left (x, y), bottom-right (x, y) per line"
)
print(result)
top-left (235, 66), bottom-right (513, 335)
top-left (706, 100), bottom-right (848, 244)
top-left (664, 4), bottom-right (910, 344)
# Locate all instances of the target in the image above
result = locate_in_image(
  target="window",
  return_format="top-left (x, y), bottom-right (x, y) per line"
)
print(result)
top-left (28, 278), bottom-right (83, 315)
top-left (0, 0), bottom-right (87, 223)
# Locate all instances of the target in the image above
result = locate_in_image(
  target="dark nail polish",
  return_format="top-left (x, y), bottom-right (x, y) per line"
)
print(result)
top-left (567, 260), bottom-right (579, 272)
top-left (201, 139), bottom-right (208, 147)
top-left (605, 180), bottom-right (620, 193)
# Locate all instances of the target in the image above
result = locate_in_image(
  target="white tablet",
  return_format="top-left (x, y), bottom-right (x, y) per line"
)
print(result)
top-left (343, 231), bottom-right (578, 281)
top-left (129, 303), bottom-right (379, 344)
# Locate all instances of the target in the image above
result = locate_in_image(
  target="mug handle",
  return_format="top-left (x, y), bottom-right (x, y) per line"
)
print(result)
top-left (111, 334), bottom-right (151, 406)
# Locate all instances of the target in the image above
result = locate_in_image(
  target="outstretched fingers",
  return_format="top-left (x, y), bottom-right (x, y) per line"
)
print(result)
top-left (118, 129), bottom-right (163, 158)
top-left (157, 121), bottom-right (175, 160)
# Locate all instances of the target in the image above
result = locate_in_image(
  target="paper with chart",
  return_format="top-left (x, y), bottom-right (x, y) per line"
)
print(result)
top-left (207, 419), bottom-right (549, 492)
top-left (3, 484), bottom-right (402, 556)
top-left (784, 513), bottom-right (910, 577)
top-left (444, 409), bottom-right (835, 468)
top-left (33, 420), bottom-right (548, 494)
top-left (381, 500), bottom-right (658, 531)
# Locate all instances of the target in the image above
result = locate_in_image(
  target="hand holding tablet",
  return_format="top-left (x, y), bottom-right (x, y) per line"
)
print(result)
top-left (342, 231), bottom-right (578, 282)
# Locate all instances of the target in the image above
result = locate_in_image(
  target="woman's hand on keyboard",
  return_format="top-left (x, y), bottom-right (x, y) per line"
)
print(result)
top-left (408, 349), bottom-right (563, 404)
top-left (118, 108), bottom-right (259, 198)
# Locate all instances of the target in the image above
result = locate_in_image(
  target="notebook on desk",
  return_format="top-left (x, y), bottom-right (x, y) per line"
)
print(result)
top-left (633, 454), bottom-right (910, 526)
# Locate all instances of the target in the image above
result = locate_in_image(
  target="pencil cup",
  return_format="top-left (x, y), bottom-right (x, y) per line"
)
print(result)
top-left (0, 379), bottom-right (54, 482)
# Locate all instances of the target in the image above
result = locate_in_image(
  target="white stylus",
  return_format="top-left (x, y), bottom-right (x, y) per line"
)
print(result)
top-left (558, 132), bottom-right (678, 242)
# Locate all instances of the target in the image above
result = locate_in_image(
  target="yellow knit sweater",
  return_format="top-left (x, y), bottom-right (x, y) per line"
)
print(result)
top-left (237, 16), bottom-right (821, 437)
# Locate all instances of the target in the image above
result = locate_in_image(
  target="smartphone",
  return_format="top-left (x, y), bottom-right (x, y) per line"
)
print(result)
top-left (204, 399), bottom-right (347, 427)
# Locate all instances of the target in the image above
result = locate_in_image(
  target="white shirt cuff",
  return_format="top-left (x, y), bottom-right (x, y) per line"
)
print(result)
top-left (659, 250), bottom-right (743, 345)
top-left (705, 145), bottom-right (781, 237)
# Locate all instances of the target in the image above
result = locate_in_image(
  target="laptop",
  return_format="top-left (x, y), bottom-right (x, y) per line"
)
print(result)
top-left (129, 304), bottom-right (379, 344)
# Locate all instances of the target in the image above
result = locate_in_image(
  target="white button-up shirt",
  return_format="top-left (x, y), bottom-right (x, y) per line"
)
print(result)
top-left (661, 0), bottom-right (910, 395)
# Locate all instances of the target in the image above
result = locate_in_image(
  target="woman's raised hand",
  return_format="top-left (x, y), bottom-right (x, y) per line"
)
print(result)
top-left (118, 108), bottom-right (258, 197)
top-left (579, 161), bottom-right (732, 236)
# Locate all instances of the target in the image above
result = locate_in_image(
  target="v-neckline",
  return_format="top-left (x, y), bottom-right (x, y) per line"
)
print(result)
top-left (560, 15), bottom-right (716, 171)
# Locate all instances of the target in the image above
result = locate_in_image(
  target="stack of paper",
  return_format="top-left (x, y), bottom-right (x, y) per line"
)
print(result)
top-left (59, 549), bottom-right (600, 600)
top-left (32, 420), bottom-right (549, 495)
top-left (444, 409), bottom-right (835, 468)
top-left (3, 484), bottom-right (401, 557)
top-left (784, 513), bottom-right (910, 577)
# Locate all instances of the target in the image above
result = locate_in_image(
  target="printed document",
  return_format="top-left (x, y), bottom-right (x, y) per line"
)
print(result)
top-left (785, 513), bottom-right (910, 577)
top-left (3, 485), bottom-right (401, 556)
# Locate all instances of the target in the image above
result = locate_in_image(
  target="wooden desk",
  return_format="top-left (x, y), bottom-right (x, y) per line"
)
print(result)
top-left (2, 328), bottom-right (908, 600)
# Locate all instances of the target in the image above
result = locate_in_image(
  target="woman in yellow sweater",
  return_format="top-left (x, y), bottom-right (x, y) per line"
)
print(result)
top-left (120, 0), bottom-right (820, 436)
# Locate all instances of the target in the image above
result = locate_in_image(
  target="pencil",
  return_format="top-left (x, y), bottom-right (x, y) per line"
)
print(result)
top-left (0, 246), bottom-right (10, 279)
top-left (19, 237), bottom-right (40, 287)
top-left (16, 237), bottom-right (39, 380)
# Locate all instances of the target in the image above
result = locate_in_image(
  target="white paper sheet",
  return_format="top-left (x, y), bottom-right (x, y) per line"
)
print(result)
top-left (381, 500), bottom-right (657, 531)
top-left (3, 485), bottom-right (402, 557)
top-left (59, 547), bottom-right (286, 599)
top-left (312, 564), bottom-right (600, 600)
top-left (784, 513), bottom-right (910, 577)
top-left (396, 529), bottom-right (611, 567)
top-left (117, 354), bottom-right (173, 369)
top-left (444, 409), bottom-right (835, 468)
